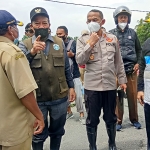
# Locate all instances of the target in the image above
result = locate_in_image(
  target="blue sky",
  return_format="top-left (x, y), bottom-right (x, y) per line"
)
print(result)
top-left (0, 0), bottom-right (149, 38)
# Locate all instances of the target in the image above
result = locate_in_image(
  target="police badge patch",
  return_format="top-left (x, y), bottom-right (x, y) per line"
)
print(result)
top-left (53, 44), bottom-right (60, 50)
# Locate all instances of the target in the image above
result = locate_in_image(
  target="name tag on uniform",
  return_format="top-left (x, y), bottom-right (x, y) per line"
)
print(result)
top-left (106, 43), bottom-right (115, 47)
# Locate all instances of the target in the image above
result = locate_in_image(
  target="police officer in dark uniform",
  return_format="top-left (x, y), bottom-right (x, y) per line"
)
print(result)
top-left (19, 7), bottom-right (76, 150)
top-left (109, 6), bottom-right (142, 131)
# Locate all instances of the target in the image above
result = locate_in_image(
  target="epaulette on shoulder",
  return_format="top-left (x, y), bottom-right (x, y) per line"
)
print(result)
top-left (82, 33), bottom-right (89, 37)
top-left (2, 43), bottom-right (21, 56)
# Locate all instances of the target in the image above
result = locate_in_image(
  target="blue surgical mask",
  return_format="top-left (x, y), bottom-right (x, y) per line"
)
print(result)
top-left (14, 38), bottom-right (19, 46)
top-left (11, 26), bottom-right (19, 45)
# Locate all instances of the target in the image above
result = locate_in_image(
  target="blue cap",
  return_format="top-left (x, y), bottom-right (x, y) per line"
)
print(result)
top-left (0, 10), bottom-right (23, 29)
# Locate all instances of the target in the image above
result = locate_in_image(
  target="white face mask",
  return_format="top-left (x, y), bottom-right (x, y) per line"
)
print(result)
top-left (118, 23), bottom-right (127, 30)
top-left (88, 22), bottom-right (101, 32)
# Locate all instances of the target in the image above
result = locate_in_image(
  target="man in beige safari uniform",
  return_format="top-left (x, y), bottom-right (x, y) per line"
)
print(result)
top-left (0, 10), bottom-right (44, 150)
top-left (76, 9), bottom-right (127, 150)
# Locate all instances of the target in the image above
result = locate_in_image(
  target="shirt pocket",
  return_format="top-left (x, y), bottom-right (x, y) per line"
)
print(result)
top-left (52, 53), bottom-right (64, 67)
top-left (58, 76), bottom-right (68, 94)
top-left (107, 46), bottom-right (115, 61)
top-left (30, 53), bottom-right (42, 68)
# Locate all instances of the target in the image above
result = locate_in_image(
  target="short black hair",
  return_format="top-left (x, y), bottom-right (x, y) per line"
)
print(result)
top-left (57, 26), bottom-right (68, 34)
top-left (0, 28), bottom-right (7, 36)
top-left (25, 23), bottom-right (31, 31)
top-left (89, 9), bottom-right (104, 19)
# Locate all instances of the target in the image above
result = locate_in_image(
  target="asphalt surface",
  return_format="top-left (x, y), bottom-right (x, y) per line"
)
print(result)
top-left (43, 100), bottom-right (147, 150)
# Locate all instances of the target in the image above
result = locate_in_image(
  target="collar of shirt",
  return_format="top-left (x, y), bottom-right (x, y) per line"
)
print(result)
top-left (31, 34), bottom-right (54, 44)
top-left (64, 38), bottom-right (70, 47)
top-left (0, 36), bottom-right (13, 43)
top-left (99, 32), bottom-right (106, 42)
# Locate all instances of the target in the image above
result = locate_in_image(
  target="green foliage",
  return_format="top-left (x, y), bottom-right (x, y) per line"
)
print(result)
top-left (74, 36), bottom-right (78, 41)
top-left (135, 12), bottom-right (150, 45)
top-left (67, 36), bottom-right (73, 40)
top-left (67, 36), bottom-right (78, 41)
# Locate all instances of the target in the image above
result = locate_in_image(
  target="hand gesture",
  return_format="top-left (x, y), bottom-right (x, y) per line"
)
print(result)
top-left (67, 50), bottom-right (74, 58)
top-left (31, 35), bottom-right (46, 55)
top-left (88, 32), bottom-right (99, 47)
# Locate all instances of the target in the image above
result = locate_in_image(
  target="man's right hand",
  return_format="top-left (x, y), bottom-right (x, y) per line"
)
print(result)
top-left (137, 91), bottom-right (144, 106)
top-left (88, 32), bottom-right (99, 48)
top-left (33, 118), bottom-right (45, 135)
top-left (31, 35), bottom-right (46, 55)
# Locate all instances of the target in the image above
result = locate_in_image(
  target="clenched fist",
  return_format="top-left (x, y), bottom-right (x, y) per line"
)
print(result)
top-left (88, 32), bottom-right (99, 47)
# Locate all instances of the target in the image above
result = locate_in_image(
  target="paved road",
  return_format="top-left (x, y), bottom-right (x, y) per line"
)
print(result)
top-left (43, 100), bottom-right (147, 150)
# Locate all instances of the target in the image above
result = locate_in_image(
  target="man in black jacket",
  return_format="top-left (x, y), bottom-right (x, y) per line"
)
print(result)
top-left (137, 38), bottom-right (150, 149)
top-left (109, 6), bottom-right (142, 131)
top-left (56, 26), bottom-right (85, 125)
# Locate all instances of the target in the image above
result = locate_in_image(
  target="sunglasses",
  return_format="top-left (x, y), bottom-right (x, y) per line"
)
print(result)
top-left (26, 29), bottom-right (34, 34)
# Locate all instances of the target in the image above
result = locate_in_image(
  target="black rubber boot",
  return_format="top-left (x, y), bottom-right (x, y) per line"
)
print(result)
top-left (50, 136), bottom-right (62, 150)
top-left (32, 141), bottom-right (44, 150)
top-left (86, 126), bottom-right (97, 150)
top-left (106, 124), bottom-right (117, 150)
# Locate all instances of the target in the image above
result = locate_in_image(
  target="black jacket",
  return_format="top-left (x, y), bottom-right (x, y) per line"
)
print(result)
top-left (138, 38), bottom-right (150, 91)
top-left (65, 39), bottom-right (80, 79)
top-left (109, 26), bottom-right (142, 74)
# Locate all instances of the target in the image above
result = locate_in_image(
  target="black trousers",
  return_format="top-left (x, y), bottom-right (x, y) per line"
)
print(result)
top-left (32, 99), bottom-right (68, 143)
top-left (84, 89), bottom-right (117, 127)
top-left (144, 103), bottom-right (150, 147)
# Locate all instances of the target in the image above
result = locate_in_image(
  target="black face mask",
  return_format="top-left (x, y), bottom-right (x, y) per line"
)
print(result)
top-left (34, 28), bottom-right (49, 40)
top-left (59, 35), bottom-right (66, 41)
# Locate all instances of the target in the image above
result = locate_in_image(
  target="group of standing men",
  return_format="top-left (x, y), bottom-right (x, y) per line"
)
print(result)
top-left (0, 4), bottom-right (150, 150)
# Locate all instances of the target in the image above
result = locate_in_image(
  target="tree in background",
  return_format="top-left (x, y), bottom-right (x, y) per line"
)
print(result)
top-left (67, 36), bottom-right (73, 40)
top-left (74, 36), bottom-right (78, 41)
top-left (135, 12), bottom-right (150, 45)
top-left (67, 36), bottom-right (78, 41)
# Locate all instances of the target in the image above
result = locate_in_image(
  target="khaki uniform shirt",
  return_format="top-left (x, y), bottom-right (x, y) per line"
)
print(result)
top-left (0, 36), bottom-right (38, 146)
top-left (76, 31), bottom-right (127, 91)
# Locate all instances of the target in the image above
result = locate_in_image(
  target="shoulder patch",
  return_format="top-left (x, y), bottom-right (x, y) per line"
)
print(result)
top-left (15, 52), bottom-right (24, 60)
top-left (79, 34), bottom-right (90, 44)
top-left (7, 43), bottom-right (21, 52)
top-left (106, 37), bottom-right (113, 42)
top-left (0, 42), bottom-right (22, 56)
